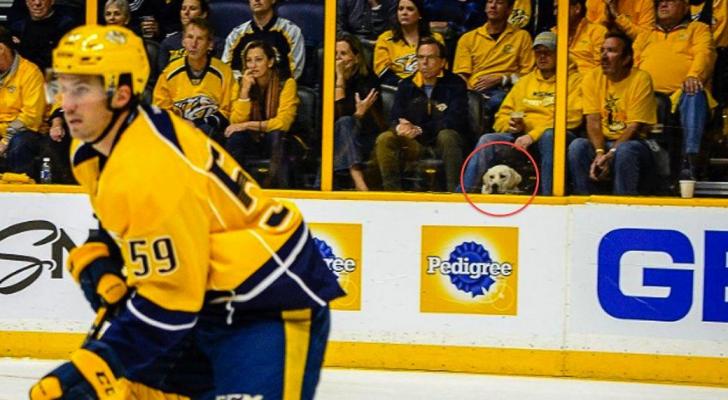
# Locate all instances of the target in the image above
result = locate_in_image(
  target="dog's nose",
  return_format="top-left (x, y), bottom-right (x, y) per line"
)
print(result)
top-left (491, 183), bottom-right (499, 192)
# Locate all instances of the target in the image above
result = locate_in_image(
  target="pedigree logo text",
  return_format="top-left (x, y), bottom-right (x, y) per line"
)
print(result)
top-left (310, 223), bottom-right (362, 311)
top-left (420, 226), bottom-right (518, 315)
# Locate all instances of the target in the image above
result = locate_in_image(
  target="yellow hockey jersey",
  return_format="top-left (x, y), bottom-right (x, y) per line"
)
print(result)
top-left (71, 104), bottom-right (343, 314)
top-left (373, 31), bottom-right (444, 80)
top-left (152, 56), bottom-right (237, 121)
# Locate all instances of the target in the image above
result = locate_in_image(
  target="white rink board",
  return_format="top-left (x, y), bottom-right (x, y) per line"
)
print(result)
top-left (0, 193), bottom-right (726, 359)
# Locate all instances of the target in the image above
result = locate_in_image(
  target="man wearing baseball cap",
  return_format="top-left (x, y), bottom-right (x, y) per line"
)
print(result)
top-left (461, 31), bottom-right (583, 194)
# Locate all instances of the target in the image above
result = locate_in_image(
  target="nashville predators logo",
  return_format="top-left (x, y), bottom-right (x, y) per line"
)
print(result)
top-left (106, 30), bottom-right (127, 45)
top-left (392, 54), bottom-right (419, 75)
top-left (604, 94), bottom-right (626, 132)
top-left (503, 44), bottom-right (514, 54)
top-left (173, 95), bottom-right (219, 120)
top-left (508, 9), bottom-right (528, 28)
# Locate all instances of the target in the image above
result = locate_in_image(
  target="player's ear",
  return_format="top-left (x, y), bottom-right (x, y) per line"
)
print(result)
top-left (110, 85), bottom-right (132, 109)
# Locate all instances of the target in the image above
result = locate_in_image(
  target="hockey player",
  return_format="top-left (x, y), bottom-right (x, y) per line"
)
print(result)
top-left (30, 24), bottom-right (344, 400)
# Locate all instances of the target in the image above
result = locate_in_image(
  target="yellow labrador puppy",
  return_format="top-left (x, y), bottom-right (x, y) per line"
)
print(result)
top-left (481, 165), bottom-right (522, 194)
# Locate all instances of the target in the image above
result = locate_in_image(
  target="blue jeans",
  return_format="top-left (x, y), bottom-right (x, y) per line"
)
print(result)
top-left (568, 138), bottom-right (653, 195)
top-left (480, 86), bottom-right (508, 114)
top-left (677, 90), bottom-right (709, 155)
top-left (6, 130), bottom-right (41, 179)
top-left (334, 116), bottom-right (375, 172)
top-left (460, 129), bottom-right (572, 195)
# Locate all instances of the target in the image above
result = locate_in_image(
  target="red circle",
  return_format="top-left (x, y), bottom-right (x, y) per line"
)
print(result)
top-left (459, 140), bottom-right (540, 217)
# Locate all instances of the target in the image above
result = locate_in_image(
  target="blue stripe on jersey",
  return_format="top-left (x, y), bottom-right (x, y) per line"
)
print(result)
top-left (142, 105), bottom-right (183, 154)
top-left (203, 224), bottom-right (345, 316)
top-left (72, 143), bottom-right (100, 167)
top-left (100, 293), bottom-right (197, 379)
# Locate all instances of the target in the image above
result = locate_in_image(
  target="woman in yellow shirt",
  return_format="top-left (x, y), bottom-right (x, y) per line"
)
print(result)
top-left (373, 0), bottom-right (444, 85)
top-left (225, 40), bottom-right (299, 188)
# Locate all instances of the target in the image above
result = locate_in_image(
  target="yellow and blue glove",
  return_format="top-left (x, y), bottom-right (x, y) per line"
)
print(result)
top-left (29, 341), bottom-right (125, 400)
top-left (67, 242), bottom-right (127, 311)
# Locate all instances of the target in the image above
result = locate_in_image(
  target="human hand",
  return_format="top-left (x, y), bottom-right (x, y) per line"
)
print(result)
top-left (224, 122), bottom-right (248, 137)
top-left (49, 118), bottom-right (65, 142)
top-left (473, 74), bottom-right (503, 92)
top-left (354, 89), bottom-right (378, 119)
top-left (514, 134), bottom-right (533, 149)
top-left (30, 341), bottom-right (125, 400)
top-left (683, 76), bottom-right (703, 95)
top-left (140, 16), bottom-right (159, 38)
top-left (240, 70), bottom-right (255, 98)
top-left (508, 117), bottom-right (526, 134)
top-left (589, 153), bottom-right (612, 181)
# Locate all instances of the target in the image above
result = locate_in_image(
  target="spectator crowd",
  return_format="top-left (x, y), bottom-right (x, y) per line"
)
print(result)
top-left (0, 0), bottom-right (726, 196)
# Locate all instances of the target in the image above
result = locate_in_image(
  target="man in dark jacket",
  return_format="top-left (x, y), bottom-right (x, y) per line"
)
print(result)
top-left (9, 0), bottom-right (80, 71)
top-left (373, 36), bottom-right (467, 191)
top-left (336, 0), bottom-right (396, 42)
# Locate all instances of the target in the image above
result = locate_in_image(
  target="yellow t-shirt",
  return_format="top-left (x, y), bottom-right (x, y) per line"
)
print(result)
top-left (453, 23), bottom-right (535, 88)
top-left (581, 68), bottom-right (657, 140)
top-left (552, 19), bottom-right (608, 74)
top-left (373, 31), bottom-right (445, 79)
top-left (586, 0), bottom-right (655, 38)
top-left (493, 67), bottom-right (583, 141)
top-left (230, 78), bottom-right (299, 132)
top-left (691, 0), bottom-right (728, 47)
top-left (0, 55), bottom-right (46, 137)
top-left (634, 21), bottom-right (716, 93)
top-left (153, 56), bottom-right (237, 121)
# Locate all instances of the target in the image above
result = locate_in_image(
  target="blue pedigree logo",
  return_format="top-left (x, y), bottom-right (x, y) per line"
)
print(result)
top-left (314, 237), bottom-right (356, 276)
top-left (426, 241), bottom-right (513, 297)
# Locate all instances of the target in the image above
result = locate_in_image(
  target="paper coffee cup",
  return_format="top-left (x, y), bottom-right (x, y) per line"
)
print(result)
top-left (510, 111), bottom-right (524, 119)
top-left (679, 180), bottom-right (695, 198)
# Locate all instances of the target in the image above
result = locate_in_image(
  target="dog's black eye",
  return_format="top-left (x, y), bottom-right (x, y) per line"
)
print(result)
top-left (489, 175), bottom-right (495, 179)
top-left (500, 174), bottom-right (506, 179)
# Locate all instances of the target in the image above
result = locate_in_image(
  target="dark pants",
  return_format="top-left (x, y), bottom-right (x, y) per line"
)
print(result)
top-left (6, 130), bottom-right (42, 179)
top-left (224, 130), bottom-right (289, 188)
top-left (373, 129), bottom-right (463, 191)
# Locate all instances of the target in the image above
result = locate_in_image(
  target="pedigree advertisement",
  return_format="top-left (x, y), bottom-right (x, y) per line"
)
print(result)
top-left (310, 223), bottom-right (362, 311)
top-left (420, 225), bottom-right (519, 315)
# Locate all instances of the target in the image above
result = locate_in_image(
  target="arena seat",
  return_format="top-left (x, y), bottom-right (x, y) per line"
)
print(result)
top-left (278, 2), bottom-right (323, 87)
top-left (208, 1), bottom-right (251, 40)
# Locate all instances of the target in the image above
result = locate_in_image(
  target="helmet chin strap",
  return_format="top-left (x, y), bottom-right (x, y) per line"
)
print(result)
top-left (87, 91), bottom-right (137, 145)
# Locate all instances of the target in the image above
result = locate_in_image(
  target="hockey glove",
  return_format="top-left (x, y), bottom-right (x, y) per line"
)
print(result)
top-left (29, 340), bottom-right (125, 400)
top-left (68, 242), bottom-right (127, 311)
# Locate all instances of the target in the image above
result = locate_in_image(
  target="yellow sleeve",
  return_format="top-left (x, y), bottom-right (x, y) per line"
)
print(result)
top-left (219, 73), bottom-right (238, 120)
top-left (452, 32), bottom-right (473, 77)
top-left (493, 82), bottom-right (520, 133)
top-left (687, 22), bottom-right (717, 82)
top-left (626, 72), bottom-right (657, 125)
top-left (616, 0), bottom-right (654, 38)
top-left (230, 98), bottom-right (252, 123)
top-left (152, 71), bottom-right (174, 112)
top-left (266, 78), bottom-right (299, 132)
top-left (16, 64), bottom-right (46, 133)
top-left (517, 31), bottom-right (535, 76)
top-left (373, 32), bottom-right (392, 77)
top-left (581, 69), bottom-right (601, 115)
top-left (566, 72), bottom-right (584, 130)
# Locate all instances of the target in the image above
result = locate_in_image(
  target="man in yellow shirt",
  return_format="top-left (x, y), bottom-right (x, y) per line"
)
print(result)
top-left (453, 0), bottom-right (535, 114)
top-left (691, 0), bottom-right (728, 108)
top-left (586, 0), bottom-right (655, 38)
top-left (568, 31), bottom-right (657, 195)
top-left (634, 0), bottom-right (716, 180)
top-left (553, 0), bottom-right (608, 73)
top-left (460, 32), bottom-right (583, 194)
top-left (0, 26), bottom-right (46, 180)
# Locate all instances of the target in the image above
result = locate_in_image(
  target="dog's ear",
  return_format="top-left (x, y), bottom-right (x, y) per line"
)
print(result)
top-left (509, 169), bottom-right (522, 187)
